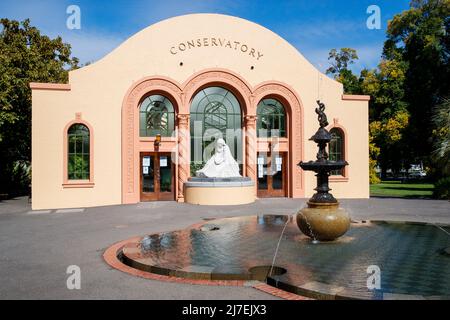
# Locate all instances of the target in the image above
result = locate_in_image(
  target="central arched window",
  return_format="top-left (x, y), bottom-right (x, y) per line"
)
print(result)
top-left (68, 124), bottom-right (90, 180)
top-left (190, 87), bottom-right (242, 174)
top-left (139, 95), bottom-right (175, 137)
top-left (329, 128), bottom-right (344, 176)
top-left (257, 98), bottom-right (286, 137)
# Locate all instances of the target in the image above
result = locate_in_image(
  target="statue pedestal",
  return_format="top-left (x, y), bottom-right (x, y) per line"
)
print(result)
top-left (184, 177), bottom-right (255, 205)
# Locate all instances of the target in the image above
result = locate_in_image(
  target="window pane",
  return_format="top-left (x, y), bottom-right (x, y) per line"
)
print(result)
top-left (257, 99), bottom-right (286, 137)
top-left (67, 124), bottom-right (90, 181)
top-left (139, 95), bottom-right (175, 137)
top-left (159, 156), bottom-right (172, 192)
top-left (257, 153), bottom-right (268, 189)
top-left (68, 136), bottom-right (75, 153)
top-left (190, 87), bottom-right (242, 171)
top-left (329, 129), bottom-right (344, 176)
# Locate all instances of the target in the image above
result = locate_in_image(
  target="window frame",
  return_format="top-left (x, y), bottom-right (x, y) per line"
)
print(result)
top-left (256, 98), bottom-right (287, 138)
top-left (189, 86), bottom-right (243, 173)
top-left (139, 94), bottom-right (175, 138)
top-left (328, 125), bottom-right (349, 181)
top-left (63, 117), bottom-right (94, 188)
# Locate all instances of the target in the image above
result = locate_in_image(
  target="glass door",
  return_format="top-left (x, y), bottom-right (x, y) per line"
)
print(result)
top-left (140, 153), bottom-right (174, 201)
top-left (257, 152), bottom-right (287, 198)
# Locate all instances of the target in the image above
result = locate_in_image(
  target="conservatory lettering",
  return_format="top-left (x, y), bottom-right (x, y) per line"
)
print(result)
top-left (169, 37), bottom-right (264, 60)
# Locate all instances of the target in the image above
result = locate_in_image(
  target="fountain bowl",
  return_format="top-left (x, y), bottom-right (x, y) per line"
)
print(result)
top-left (297, 202), bottom-right (350, 241)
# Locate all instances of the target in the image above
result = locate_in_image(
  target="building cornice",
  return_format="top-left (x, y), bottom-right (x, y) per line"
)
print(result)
top-left (30, 83), bottom-right (71, 91)
top-left (341, 94), bottom-right (370, 101)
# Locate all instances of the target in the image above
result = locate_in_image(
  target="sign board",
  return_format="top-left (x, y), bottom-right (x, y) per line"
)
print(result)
top-left (142, 157), bottom-right (151, 167)
top-left (258, 164), bottom-right (264, 178)
top-left (160, 156), bottom-right (168, 167)
top-left (257, 156), bottom-right (265, 165)
top-left (143, 166), bottom-right (149, 175)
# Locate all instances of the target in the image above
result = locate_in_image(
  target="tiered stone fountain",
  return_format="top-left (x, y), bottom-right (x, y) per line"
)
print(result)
top-left (297, 101), bottom-right (350, 241)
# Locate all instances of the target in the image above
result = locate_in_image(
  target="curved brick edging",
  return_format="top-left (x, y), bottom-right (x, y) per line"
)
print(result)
top-left (103, 236), bottom-right (311, 300)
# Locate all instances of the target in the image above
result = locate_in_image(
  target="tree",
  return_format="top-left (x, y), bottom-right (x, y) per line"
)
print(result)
top-left (431, 98), bottom-right (450, 176)
top-left (326, 48), bottom-right (361, 94)
top-left (0, 19), bottom-right (79, 195)
top-left (360, 56), bottom-right (410, 178)
top-left (385, 0), bottom-right (450, 171)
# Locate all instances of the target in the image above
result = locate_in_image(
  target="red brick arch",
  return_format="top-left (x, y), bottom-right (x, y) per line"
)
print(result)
top-left (121, 69), bottom-right (304, 203)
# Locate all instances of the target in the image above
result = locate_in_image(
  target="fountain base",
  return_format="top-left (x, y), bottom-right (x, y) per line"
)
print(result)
top-left (297, 201), bottom-right (350, 241)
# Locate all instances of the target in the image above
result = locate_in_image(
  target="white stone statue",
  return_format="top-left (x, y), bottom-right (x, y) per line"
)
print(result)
top-left (196, 138), bottom-right (241, 178)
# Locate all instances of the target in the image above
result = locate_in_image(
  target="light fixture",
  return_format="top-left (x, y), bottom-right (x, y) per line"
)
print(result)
top-left (154, 134), bottom-right (161, 148)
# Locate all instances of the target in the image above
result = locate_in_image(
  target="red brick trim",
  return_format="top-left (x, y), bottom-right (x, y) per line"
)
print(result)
top-left (253, 283), bottom-right (313, 300)
top-left (103, 235), bottom-right (311, 300)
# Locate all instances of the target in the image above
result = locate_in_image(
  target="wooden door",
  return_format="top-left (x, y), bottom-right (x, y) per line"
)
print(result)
top-left (140, 153), bottom-right (174, 201)
top-left (257, 152), bottom-right (287, 198)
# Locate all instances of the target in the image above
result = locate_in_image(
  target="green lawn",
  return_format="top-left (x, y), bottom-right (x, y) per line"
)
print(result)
top-left (370, 181), bottom-right (435, 198)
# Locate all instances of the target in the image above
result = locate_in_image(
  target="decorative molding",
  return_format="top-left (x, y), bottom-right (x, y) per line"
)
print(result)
top-left (62, 182), bottom-right (95, 188)
top-left (177, 114), bottom-right (190, 201)
top-left (253, 82), bottom-right (304, 196)
top-left (121, 69), bottom-right (306, 203)
top-left (30, 83), bottom-right (71, 91)
top-left (182, 69), bottom-right (252, 114)
top-left (342, 94), bottom-right (370, 101)
top-left (121, 76), bottom-right (182, 204)
top-left (244, 115), bottom-right (257, 181)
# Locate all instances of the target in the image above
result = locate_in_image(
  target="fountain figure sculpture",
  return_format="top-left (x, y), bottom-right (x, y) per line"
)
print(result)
top-left (297, 101), bottom-right (350, 241)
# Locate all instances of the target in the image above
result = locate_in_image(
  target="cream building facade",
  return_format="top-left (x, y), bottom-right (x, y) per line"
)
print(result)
top-left (30, 14), bottom-right (370, 210)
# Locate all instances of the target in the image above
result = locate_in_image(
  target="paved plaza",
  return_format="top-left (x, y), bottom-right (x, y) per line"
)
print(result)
top-left (0, 197), bottom-right (449, 299)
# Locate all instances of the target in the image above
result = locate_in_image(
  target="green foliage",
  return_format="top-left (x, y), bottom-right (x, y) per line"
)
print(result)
top-left (326, 46), bottom-right (410, 180)
top-left (328, 0), bottom-right (449, 181)
top-left (370, 181), bottom-right (435, 198)
top-left (190, 163), bottom-right (204, 177)
top-left (68, 154), bottom-right (89, 180)
top-left (384, 0), bottom-right (450, 168)
top-left (0, 19), bottom-right (79, 195)
top-left (369, 129), bottom-right (381, 184)
top-left (326, 48), bottom-right (361, 94)
top-left (433, 176), bottom-right (450, 199)
top-left (431, 97), bottom-right (450, 176)
top-left (326, 48), bottom-right (358, 76)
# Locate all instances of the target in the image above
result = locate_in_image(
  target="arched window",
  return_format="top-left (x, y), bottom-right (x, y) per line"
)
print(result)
top-left (190, 86), bottom-right (242, 174)
top-left (139, 95), bottom-right (175, 137)
top-left (329, 128), bottom-right (344, 176)
top-left (68, 124), bottom-right (90, 180)
top-left (257, 98), bottom-right (286, 137)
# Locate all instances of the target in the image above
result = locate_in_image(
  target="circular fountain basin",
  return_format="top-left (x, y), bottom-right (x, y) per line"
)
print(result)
top-left (114, 215), bottom-right (450, 300)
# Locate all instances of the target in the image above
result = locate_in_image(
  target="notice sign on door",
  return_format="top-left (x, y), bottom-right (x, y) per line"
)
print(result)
top-left (143, 166), bottom-right (149, 175)
top-left (160, 156), bottom-right (168, 167)
top-left (142, 156), bottom-right (151, 167)
top-left (257, 156), bottom-right (265, 165)
top-left (275, 156), bottom-right (282, 172)
top-left (258, 164), bottom-right (264, 178)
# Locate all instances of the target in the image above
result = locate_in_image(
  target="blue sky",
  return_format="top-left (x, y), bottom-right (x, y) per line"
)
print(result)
top-left (0, 0), bottom-right (411, 73)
